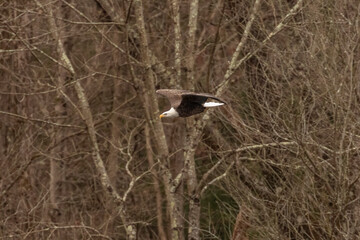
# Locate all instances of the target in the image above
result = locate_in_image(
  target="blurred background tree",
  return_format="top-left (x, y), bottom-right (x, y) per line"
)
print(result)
top-left (0, 0), bottom-right (359, 239)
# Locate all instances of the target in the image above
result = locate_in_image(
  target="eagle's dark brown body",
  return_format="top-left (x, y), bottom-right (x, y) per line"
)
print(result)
top-left (176, 100), bottom-right (205, 117)
top-left (156, 89), bottom-right (226, 118)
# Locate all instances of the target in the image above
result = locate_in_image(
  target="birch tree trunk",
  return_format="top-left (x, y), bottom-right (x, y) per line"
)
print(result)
top-left (132, 1), bottom-right (184, 239)
top-left (171, 0), bottom-right (182, 88)
top-left (48, 4), bottom-right (69, 226)
top-left (39, 1), bottom-right (137, 239)
top-left (48, 72), bottom-right (67, 223)
top-left (184, 1), bottom-right (201, 239)
top-left (145, 124), bottom-right (167, 240)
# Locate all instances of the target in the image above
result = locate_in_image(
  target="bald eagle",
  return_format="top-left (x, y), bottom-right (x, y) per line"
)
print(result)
top-left (156, 89), bottom-right (226, 118)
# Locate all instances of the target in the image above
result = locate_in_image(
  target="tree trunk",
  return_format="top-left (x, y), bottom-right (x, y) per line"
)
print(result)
top-left (145, 124), bottom-right (167, 240)
top-left (40, 1), bottom-right (137, 238)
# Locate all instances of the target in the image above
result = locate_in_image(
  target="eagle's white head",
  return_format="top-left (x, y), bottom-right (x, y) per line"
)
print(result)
top-left (159, 107), bottom-right (179, 118)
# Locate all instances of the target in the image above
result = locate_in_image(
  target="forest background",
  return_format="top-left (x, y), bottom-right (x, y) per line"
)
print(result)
top-left (1, 0), bottom-right (360, 239)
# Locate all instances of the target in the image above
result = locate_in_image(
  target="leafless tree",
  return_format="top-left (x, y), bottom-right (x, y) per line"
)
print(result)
top-left (1, 0), bottom-right (359, 239)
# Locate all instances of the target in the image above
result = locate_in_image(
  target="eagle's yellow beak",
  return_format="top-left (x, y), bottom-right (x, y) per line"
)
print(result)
top-left (159, 114), bottom-right (165, 119)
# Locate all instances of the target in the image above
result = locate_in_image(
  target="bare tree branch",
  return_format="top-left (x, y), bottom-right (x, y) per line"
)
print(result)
top-left (0, 110), bottom-right (83, 129)
top-left (36, 1), bottom-right (137, 238)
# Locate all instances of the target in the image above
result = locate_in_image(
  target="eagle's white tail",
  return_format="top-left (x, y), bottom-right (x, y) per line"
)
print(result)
top-left (203, 102), bottom-right (224, 107)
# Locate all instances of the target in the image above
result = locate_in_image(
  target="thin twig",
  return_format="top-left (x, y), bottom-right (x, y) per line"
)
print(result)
top-left (0, 110), bottom-right (83, 129)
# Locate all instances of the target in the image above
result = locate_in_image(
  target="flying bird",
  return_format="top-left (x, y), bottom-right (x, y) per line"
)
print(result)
top-left (156, 89), bottom-right (226, 118)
